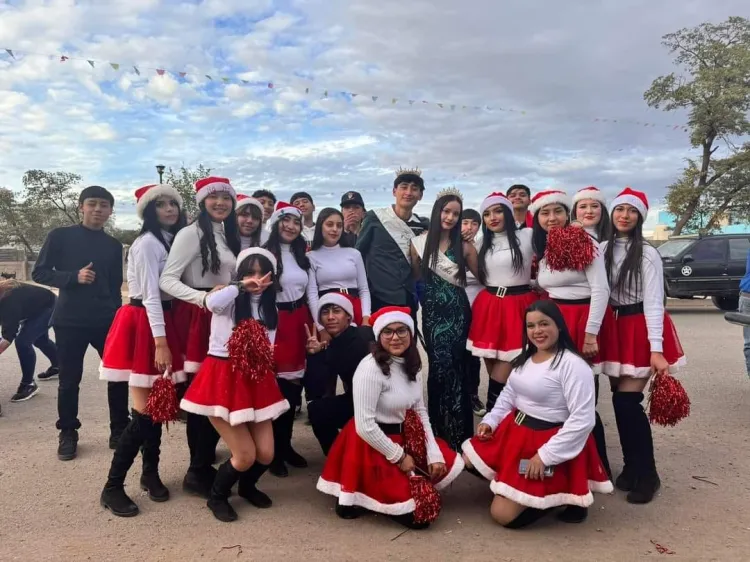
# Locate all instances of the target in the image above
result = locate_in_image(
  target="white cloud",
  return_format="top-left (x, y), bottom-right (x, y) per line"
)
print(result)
top-left (84, 123), bottom-right (117, 141)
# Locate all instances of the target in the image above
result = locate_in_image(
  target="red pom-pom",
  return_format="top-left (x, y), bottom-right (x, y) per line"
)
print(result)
top-left (228, 318), bottom-right (275, 382)
top-left (544, 226), bottom-right (597, 271)
top-left (409, 474), bottom-right (443, 523)
top-left (648, 373), bottom-right (691, 427)
top-left (403, 409), bottom-right (428, 467)
top-left (146, 376), bottom-right (179, 425)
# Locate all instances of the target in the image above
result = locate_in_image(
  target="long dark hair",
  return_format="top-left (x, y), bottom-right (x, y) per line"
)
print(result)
top-left (477, 204), bottom-right (523, 284)
top-left (512, 300), bottom-right (584, 370)
top-left (237, 204), bottom-right (264, 248)
top-left (572, 201), bottom-right (612, 242)
top-left (263, 215), bottom-right (310, 282)
top-left (421, 195), bottom-right (467, 286)
top-left (311, 208), bottom-right (352, 251)
top-left (234, 254), bottom-right (279, 330)
top-left (370, 338), bottom-right (421, 382)
top-left (604, 211), bottom-right (647, 297)
top-left (195, 202), bottom-right (241, 275)
top-left (532, 205), bottom-right (571, 259)
top-left (139, 199), bottom-right (187, 253)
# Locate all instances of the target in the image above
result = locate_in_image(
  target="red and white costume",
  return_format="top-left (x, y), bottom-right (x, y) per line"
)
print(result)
top-left (318, 307), bottom-right (464, 516)
top-left (159, 177), bottom-right (237, 373)
top-left (462, 350), bottom-right (613, 508)
top-left (603, 189), bottom-right (686, 377)
top-left (100, 184), bottom-right (186, 387)
top-left (307, 245), bottom-right (371, 328)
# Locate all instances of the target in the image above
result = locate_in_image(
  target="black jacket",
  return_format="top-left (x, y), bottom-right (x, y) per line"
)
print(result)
top-left (0, 284), bottom-right (56, 343)
top-left (326, 325), bottom-right (374, 394)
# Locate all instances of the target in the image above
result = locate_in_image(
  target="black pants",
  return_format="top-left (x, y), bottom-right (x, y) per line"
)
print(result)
top-left (273, 378), bottom-right (304, 459)
top-left (303, 351), bottom-right (334, 404)
top-left (308, 394), bottom-right (354, 455)
top-left (186, 412), bottom-right (220, 472)
top-left (16, 305), bottom-right (58, 385)
top-left (53, 325), bottom-right (129, 432)
top-left (466, 352), bottom-right (481, 397)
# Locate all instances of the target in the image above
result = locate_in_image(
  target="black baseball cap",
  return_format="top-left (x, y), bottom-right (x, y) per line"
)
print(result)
top-left (290, 191), bottom-right (313, 204)
top-left (340, 191), bottom-right (365, 208)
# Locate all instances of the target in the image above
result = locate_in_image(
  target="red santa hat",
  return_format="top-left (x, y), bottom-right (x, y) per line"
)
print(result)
top-left (134, 184), bottom-right (183, 219)
top-left (529, 189), bottom-right (571, 215)
top-left (317, 293), bottom-right (355, 322)
top-left (370, 306), bottom-right (414, 340)
top-left (235, 247), bottom-right (277, 274)
top-left (572, 186), bottom-right (607, 207)
top-left (479, 192), bottom-right (513, 215)
top-left (611, 187), bottom-right (649, 220)
top-left (269, 201), bottom-right (302, 226)
top-left (235, 194), bottom-right (264, 216)
top-left (194, 176), bottom-right (236, 206)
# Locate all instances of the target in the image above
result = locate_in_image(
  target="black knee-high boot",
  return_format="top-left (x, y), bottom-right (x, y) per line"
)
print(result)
top-left (612, 391), bottom-right (637, 491)
top-left (208, 460), bottom-right (243, 522)
top-left (592, 411), bottom-right (612, 480)
top-left (271, 409), bottom-right (293, 477)
top-left (486, 380), bottom-right (505, 413)
top-left (183, 413), bottom-right (218, 498)
top-left (139, 414), bottom-right (169, 502)
top-left (238, 462), bottom-right (272, 508)
top-left (100, 410), bottom-right (144, 517)
top-left (504, 508), bottom-right (552, 529)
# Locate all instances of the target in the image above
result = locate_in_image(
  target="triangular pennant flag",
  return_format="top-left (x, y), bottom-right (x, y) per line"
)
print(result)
top-left (450, 104), bottom-right (455, 111)
top-left (156, 69), bottom-right (166, 76)
top-left (409, 100), bottom-right (415, 105)
top-left (87, 60), bottom-right (95, 68)
top-left (205, 75), bottom-right (212, 80)
top-left (5, 49), bottom-right (14, 59)
top-left (437, 103), bottom-right (444, 109)
top-left (110, 63), bottom-right (120, 70)
top-left (392, 98), bottom-right (397, 104)
top-left (422, 100), bottom-right (428, 104)
top-left (268, 82), bottom-right (274, 89)
top-left (179, 72), bottom-right (186, 78)
top-left (371, 96), bottom-right (378, 102)
top-left (305, 87), bottom-right (309, 94)
top-left (221, 77), bottom-right (230, 83)
top-left (133, 66), bottom-right (140, 75)
top-left (351, 93), bottom-right (358, 98)
top-left (60, 55), bottom-right (69, 62)
top-left (323, 90), bottom-right (328, 97)
top-left (521, 111), bottom-right (526, 115)
top-left (241, 79), bottom-right (249, 84)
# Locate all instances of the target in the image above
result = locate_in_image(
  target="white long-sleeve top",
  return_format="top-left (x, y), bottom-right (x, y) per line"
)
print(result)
top-left (302, 223), bottom-right (316, 244)
top-left (307, 245), bottom-right (371, 328)
top-left (602, 238), bottom-right (665, 352)
top-left (127, 231), bottom-right (174, 338)
top-left (536, 247), bottom-right (610, 335)
top-left (159, 222), bottom-right (236, 306)
top-left (277, 244), bottom-right (309, 303)
top-left (353, 354), bottom-right (444, 465)
top-left (584, 226), bottom-right (599, 242)
top-left (482, 229), bottom-right (534, 287)
top-left (481, 350), bottom-right (595, 467)
top-left (240, 230), bottom-right (269, 250)
top-left (205, 285), bottom-right (277, 357)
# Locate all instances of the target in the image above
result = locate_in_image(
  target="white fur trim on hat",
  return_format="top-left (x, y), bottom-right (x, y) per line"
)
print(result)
top-left (236, 196), bottom-right (264, 216)
top-left (235, 247), bottom-right (277, 274)
top-left (318, 293), bottom-right (354, 321)
top-left (372, 309), bottom-right (415, 340)
top-left (611, 187), bottom-right (649, 220)
top-left (269, 202), bottom-right (302, 226)
top-left (135, 184), bottom-right (183, 220)
top-left (194, 176), bottom-right (237, 206)
top-left (529, 190), bottom-right (571, 215)
top-left (479, 192), bottom-right (513, 216)
top-left (572, 187), bottom-right (606, 207)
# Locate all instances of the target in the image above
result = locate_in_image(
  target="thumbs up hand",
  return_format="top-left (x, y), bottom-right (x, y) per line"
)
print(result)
top-left (77, 262), bottom-right (96, 284)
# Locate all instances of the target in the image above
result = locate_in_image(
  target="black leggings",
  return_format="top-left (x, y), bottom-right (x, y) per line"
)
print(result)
top-left (273, 378), bottom-right (304, 459)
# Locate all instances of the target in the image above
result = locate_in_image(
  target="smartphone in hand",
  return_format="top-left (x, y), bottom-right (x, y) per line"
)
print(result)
top-left (518, 459), bottom-right (554, 477)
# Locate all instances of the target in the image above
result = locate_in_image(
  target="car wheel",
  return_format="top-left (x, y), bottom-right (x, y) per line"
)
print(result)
top-left (711, 296), bottom-right (740, 312)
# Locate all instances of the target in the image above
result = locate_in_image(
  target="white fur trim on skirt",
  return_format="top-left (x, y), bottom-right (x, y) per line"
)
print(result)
top-left (614, 356), bottom-right (686, 379)
top-left (489, 479), bottom-right (614, 509)
top-left (99, 365), bottom-right (187, 387)
top-left (179, 398), bottom-right (290, 425)
top-left (465, 342), bottom-right (522, 362)
top-left (461, 439), bottom-right (496, 481)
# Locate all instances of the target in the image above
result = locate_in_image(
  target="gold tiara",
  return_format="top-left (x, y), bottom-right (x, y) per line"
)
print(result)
top-left (436, 186), bottom-right (463, 201)
top-left (395, 166), bottom-right (422, 177)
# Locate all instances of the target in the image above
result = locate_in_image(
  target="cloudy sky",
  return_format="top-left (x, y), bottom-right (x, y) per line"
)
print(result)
top-left (0, 0), bottom-right (745, 228)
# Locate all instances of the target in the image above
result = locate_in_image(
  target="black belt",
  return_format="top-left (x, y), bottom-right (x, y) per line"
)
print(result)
top-left (553, 297), bottom-right (591, 305)
top-left (485, 284), bottom-right (531, 298)
top-left (514, 410), bottom-right (563, 431)
top-left (378, 422), bottom-right (402, 435)
top-left (207, 354), bottom-right (228, 361)
top-left (612, 302), bottom-right (644, 317)
top-left (195, 287), bottom-right (214, 292)
top-left (319, 287), bottom-right (360, 298)
top-left (277, 296), bottom-right (307, 311)
top-left (129, 298), bottom-right (172, 311)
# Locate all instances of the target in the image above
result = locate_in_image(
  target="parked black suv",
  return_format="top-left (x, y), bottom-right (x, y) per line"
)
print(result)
top-left (657, 233), bottom-right (750, 311)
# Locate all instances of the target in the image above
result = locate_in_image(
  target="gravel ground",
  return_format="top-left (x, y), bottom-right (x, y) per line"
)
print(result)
top-left (0, 300), bottom-right (749, 562)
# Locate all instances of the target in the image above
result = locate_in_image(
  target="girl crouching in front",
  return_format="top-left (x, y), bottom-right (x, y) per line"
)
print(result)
top-left (180, 248), bottom-right (289, 522)
top-left (462, 300), bottom-right (612, 529)
top-left (317, 306), bottom-right (464, 530)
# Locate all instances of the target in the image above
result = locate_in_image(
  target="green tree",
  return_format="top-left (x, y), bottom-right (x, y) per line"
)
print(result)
top-left (163, 164), bottom-right (212, 220)
top-left (644, 16), bottom-right (750, 235)
top-left (22, 169), bottom-right (82, 224)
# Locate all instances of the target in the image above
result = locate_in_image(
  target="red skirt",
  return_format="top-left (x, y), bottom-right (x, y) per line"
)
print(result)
top-left (462, 411), bottom-right (613, 509)
top-left (554, 301), bottom-right (620, 376)
top-left (181, 355), bottom-right (289, 425)
top-left (99, 304), bottom-right (186, 388)
top-left (614, 312), bottom-right (686, 378)
top-left (467, 289), bottom-right (538, 361)
top-left (275, 304), bottom-right (312, 380)
top-left (172, 300), bottom-right (211, 373)
top-left (317, 419), bottom-right (465, 516)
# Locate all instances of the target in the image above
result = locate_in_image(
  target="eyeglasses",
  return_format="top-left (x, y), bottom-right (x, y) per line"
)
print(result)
top-left (381, 327), bottom-right (410, 339)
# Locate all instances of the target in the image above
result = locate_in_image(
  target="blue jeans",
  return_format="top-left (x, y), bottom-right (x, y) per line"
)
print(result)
top-left (740, 294), bottom-right (750, 378)
top-left (15, 305), bottom-right (58, 385)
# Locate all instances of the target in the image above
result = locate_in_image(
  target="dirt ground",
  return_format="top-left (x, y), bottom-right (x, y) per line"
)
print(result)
top-left (1, 300), bottom-right (749, 562)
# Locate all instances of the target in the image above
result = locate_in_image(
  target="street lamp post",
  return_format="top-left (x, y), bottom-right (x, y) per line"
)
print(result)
top-left (156, 165), bottom-right (165, 183)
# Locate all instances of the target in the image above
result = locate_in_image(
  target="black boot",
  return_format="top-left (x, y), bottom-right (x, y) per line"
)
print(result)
top-left (592, 411), bottom-right (612, 480)
top-left (139, 414), bottom-right (169, 502)
top-left (486, 380), bottom-right (505, 413)
top-left (238, 462), bottom-right (272, 508)
top-left (612, 391), bottom-right (637, 492)
top-left (390, 513), bottom-right (430, 530)
top-left (183, 413), bottom-right (218, 498)
top-left (557, 506), bottom-right (588, 523)
top-left (270, 409), bottom-right (293, 478)
top-left (207, 460), bottom-right (242, 522)
top-left (504, 507), bottom-right (552, 529)
top-left (100, 411), bottom-right (143, 517)
top-left (623, 392), bottom-right (660, 504)
top-left (286, 447), bottom-right (308, 469)
top-left (335, 503), bottom-right (364, 520)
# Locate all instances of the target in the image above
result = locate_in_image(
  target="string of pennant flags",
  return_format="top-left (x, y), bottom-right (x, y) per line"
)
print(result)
top-left (2, 47), bottom-right (690, 132)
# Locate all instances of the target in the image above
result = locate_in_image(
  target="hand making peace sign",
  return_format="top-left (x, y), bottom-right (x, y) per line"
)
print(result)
top-left (304, 324), bottom-right (328, 355)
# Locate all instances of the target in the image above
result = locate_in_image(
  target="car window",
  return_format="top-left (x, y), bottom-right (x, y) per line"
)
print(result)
top-left (691, 238), bottom-right (727, 261)
top-left (657, 239), bottom-right (695, 258)
top-left (729, 237), bottom-right (750, 261)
